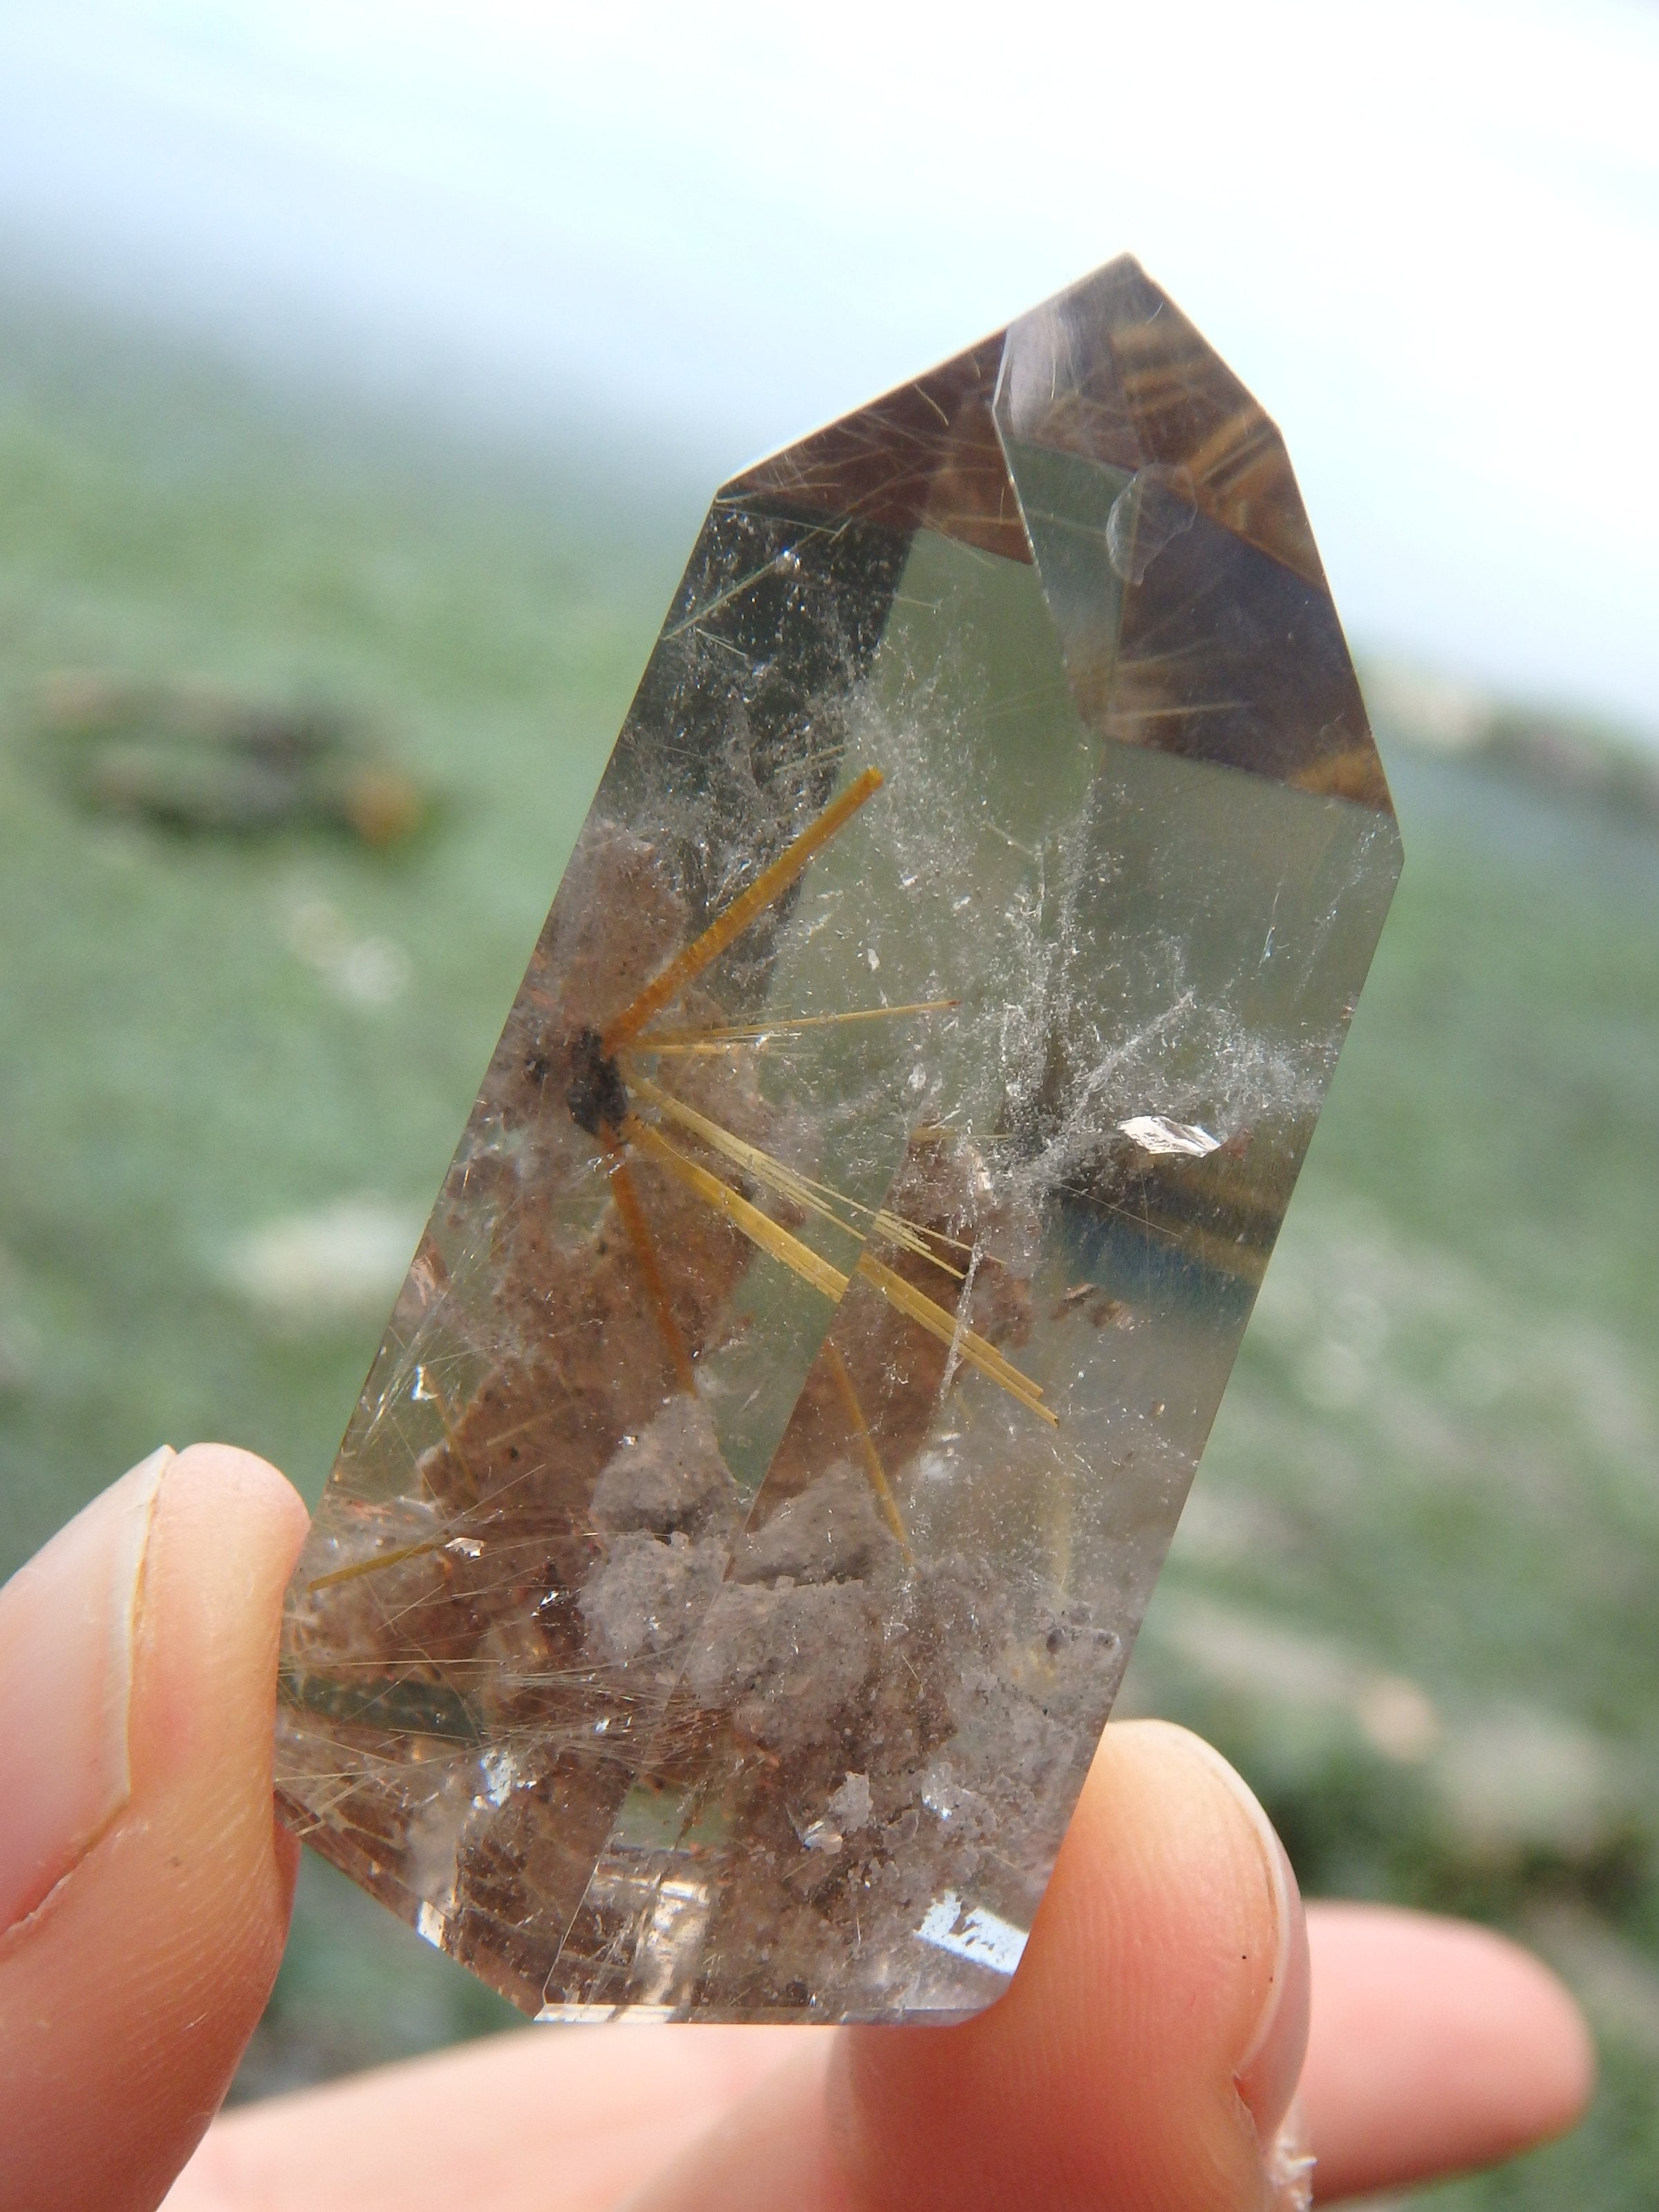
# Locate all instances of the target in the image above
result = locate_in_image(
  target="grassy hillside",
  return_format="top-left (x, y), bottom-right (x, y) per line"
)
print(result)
top-left (1, 290), bottom-right (1656, 2203)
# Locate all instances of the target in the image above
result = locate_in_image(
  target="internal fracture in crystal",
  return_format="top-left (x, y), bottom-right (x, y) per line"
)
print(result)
top-left (275, 256), bottom-right (1402, 2023)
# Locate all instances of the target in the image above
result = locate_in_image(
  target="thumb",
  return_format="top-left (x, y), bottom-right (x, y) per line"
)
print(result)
top-left (624, 1720), bottom-right (1311, 2212)
top-left (0, 1443), bottom-right (308, 2212)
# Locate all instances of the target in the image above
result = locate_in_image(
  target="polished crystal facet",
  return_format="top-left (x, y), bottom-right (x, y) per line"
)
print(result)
top-left (275, 258), bottom-right (1401, 2024)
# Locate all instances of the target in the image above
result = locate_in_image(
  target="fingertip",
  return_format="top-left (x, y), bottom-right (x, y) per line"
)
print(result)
top-left (1537, 1960), bottom-right (1597, 2130)
top-left (165, 1442), bottom-right (311, 1557)
top-left (134, 1443), bottom-right (308, 1794)
top-left (0, 1443), bottom-right (308, 2209)
top-left (1476, 1926), bottom-right (1597, 2141)
top-left (830, 1718), bottom-right (1305, 2211)
top-left (1302, 1902), bottom-right (1596, 2200)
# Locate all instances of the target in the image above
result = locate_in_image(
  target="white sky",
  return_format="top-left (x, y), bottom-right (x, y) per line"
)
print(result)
top-left (1, 0), bottom-right (1655, 735)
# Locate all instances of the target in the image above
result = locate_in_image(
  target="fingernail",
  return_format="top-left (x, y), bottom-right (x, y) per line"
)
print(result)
top-left (0, 1447), bottom-right (172, 1934)
top-left (1178, 1734), bottom-right (1311, 2150)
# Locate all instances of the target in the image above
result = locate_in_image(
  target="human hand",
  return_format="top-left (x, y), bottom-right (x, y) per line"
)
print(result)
top-left (0, 1448), bottom-right (1593, 2210)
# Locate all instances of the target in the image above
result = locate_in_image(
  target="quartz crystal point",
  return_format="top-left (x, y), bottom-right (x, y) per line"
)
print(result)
top-left (276, 256), bottom-right (1402, 2023)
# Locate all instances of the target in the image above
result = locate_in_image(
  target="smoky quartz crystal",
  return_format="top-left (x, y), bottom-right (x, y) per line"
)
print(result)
top-left (276, 256), bottom-right (1401, 2023)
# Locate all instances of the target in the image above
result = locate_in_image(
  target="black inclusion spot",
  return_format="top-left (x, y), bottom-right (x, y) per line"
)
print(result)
top-left (567, 1026), bottom-right (628, 1138)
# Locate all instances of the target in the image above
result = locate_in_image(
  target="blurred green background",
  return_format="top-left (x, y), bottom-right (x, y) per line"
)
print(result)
top-left (2, 288), bottom-right (1656, 2209)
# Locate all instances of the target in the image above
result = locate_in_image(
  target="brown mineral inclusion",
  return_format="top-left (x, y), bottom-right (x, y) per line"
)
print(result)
top-left (275, 257), bottom-right (1401, 2023)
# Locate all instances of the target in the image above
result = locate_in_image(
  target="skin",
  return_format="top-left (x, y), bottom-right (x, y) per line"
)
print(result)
top-left (0, 1447), bottom-right (1594, 2211)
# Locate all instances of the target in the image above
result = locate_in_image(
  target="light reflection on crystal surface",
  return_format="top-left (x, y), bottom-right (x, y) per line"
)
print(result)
top-left (275, 256), bottom-right (1401, 2024)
